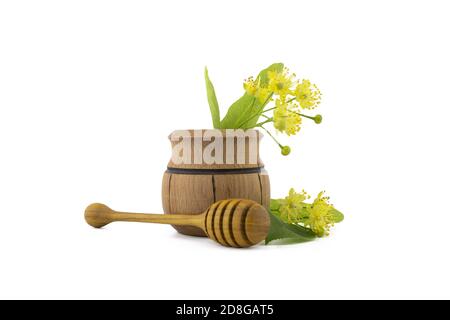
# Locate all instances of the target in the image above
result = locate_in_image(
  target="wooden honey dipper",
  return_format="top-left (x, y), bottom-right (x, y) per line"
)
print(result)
top-left (85, 199), bottom-right (270, 248)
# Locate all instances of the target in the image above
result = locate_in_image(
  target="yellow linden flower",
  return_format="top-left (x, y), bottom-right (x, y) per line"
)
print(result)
top-left (243, 77), bottom-right (257, 96)
top-left (273, 99), bottom-right (301, 136)
top-left (255, 87), bottom-right (271, 103)
top-left (244, 77), bottom-right (271, 103)
top-left (294, 79), bottom-right (322, 110)
top-left (268, 68), bottom-right (296, 98)
top-left (303, 191), bottom-right (335, 237)
top-left (278, 188), bottom-right (310, 223)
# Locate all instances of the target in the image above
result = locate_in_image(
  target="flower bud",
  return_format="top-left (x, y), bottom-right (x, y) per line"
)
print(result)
top-left (281, 145), bottom-right (291, 156)
top-left (314, 114), bottom-right (322, 124)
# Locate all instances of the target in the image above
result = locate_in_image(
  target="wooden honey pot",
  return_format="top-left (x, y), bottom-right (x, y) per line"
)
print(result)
top-left (162, 129), bottom-right (270, 237)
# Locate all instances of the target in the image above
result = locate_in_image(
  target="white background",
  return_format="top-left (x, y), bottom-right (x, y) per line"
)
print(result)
top-left (1, 0), bottom-right (449, 299)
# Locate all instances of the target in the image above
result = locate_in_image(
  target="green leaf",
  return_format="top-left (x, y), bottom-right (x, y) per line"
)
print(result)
top-left (270, 199), bottom-right (281, 212)
top-left (284, 223), bottom-right (317, 238)
top-left (204, 67), bottom-right (221, 129)
top-left (257, 62), bottom-right (284, 87)
top-left (219, 93), bottom-right (255, 129)
top-left (220, 62), bottom-right (284, 129)
top-left (265, 211), bottom-right (316, 245)
top-left (329, 208), bottom-right (345, 223)
top-left (241, 63), bottom-right (284, 128)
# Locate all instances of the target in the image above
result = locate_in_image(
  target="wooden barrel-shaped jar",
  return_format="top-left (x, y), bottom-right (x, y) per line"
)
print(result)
top-left (162, 129), bottom-right (270, 237)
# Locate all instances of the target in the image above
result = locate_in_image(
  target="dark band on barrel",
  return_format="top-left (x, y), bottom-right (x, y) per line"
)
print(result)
top-left (166, 167), bottom-right (264, 175)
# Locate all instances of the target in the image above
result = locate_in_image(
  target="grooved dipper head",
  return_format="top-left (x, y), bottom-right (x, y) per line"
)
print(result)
top-left (204, 199), bottom-right (270, 248)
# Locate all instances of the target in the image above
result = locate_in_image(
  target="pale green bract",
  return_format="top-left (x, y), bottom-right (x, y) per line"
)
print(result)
top-left (220, 63), bottom-right (284, 129)
top-left (204, 67), bottom-right (221, 129)
top-left (204, 63), bottom-right (284, 129)
top-left (219, 93), bottom-right (255, 129)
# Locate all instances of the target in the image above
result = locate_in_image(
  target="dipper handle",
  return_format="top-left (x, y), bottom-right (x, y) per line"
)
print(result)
top-left (84, 199), bottom-right (270, 248)
top-left (84, 203), bottom-right (204, 229)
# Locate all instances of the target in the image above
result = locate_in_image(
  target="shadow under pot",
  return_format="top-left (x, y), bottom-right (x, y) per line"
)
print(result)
top-left (162, 129), bottom-right (270, 237)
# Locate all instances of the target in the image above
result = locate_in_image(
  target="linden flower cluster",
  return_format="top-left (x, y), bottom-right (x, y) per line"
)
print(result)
top-left (243, 67), bottom-right (322, 155)
top-left (277, 188), bottom-right (310, 223)
top-left (273, 188), bottom-right (343, 237)
top-left (302, 191), bottom-right (336, 237)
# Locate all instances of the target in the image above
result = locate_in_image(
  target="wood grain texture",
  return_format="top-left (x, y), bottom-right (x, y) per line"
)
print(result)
top-left (162, 129), bottom-right (271, 237)
top-left (85, 199), bottom-right (270, 248)
top-left (162, 172), bottom-right (271, 237)
top-left (230, 200), bottom-right (252, 247)
top-left (221, 199), bottom-right (241, 248)
top-left (213, 173), bottom-right (262, 205)
top-left (161, 172), bottom-right (171, 213)
top-left (259, 170), bottom-right (271, 209)
top-left (167, 173), bottom-right (214, 237)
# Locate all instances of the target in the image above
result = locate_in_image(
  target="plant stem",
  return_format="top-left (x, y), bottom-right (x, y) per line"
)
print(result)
top-left (238, 106), bottom-right (276, 129)
top-left (262, 106), bottom-right (277, 113)
top-left (259, 125), bottom-right (282, 147)
top-left (287, 97), bottom-right (296, 103)
top-left (290, 111), bottom-right (315, 121)
top-left (255, 117), bottom-right (273, 127)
